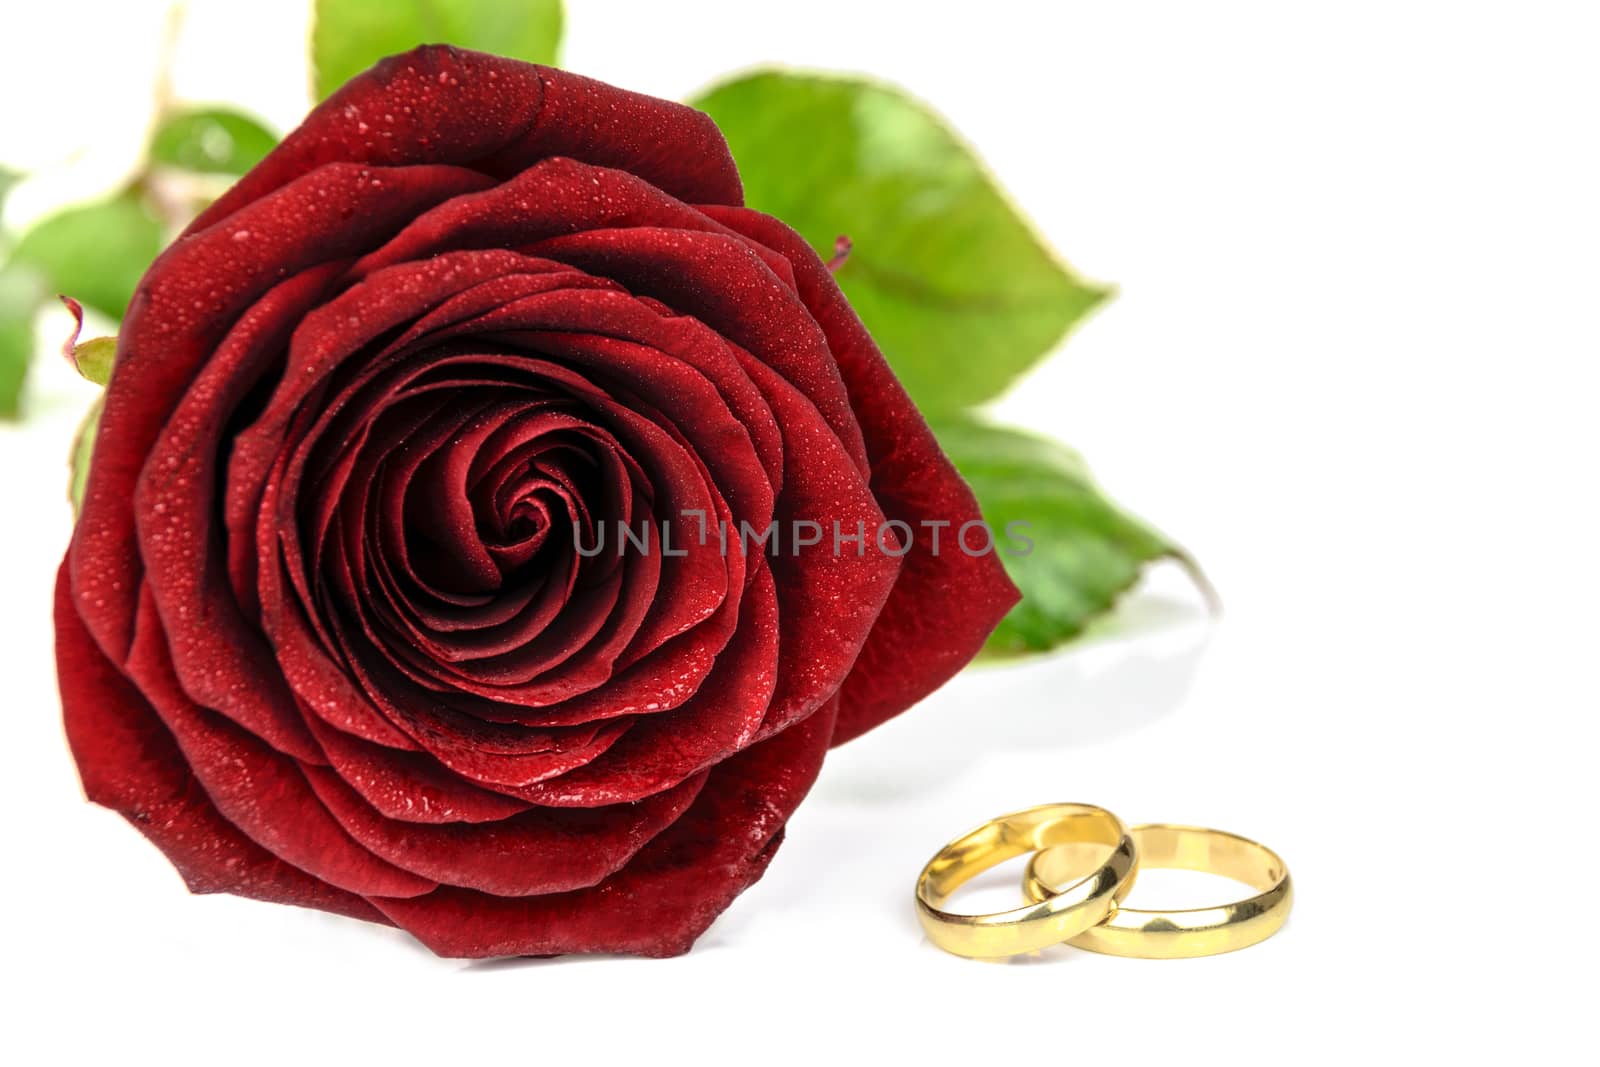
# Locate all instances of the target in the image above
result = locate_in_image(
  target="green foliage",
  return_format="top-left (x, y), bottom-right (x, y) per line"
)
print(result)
top-left (11, 192), bottom-right (163, 320)
top-left (312, 0), bottom-right (564, 99)
top-left (151, 108), bottom-right (278, 175)
top-left (692, 71), bottom-right (1108, 416)
top-left (0, 263), bottom-right (43, 419)
top-left (0, 167), bottom-right (29, 417)
top-left (69, 395), bottom-right (103, 516)
top-left (68, 334), bottom-right (117, 387)
top-left (931, 415), bottom-right (1196, 658)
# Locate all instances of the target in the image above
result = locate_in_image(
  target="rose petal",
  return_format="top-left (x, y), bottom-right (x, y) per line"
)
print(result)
top-left (454, 286), bottom-right (778, 528)
top-left (703, 207), bottom-right (1023, 743)
top-left (54, 563), bottom-right (384, 921)
top-left (368, 697), bottom-right (837, 957)
top-left (134, 263), bottom-right (344, 764)
top-left (303, 714), bottom-right (536, 825)
top-left (729, 350), bottom-right (902, 738)
top-left (528, 223), bottom-right (868, 476)
top-left (314, 351), bottom-right (729, 691)
top-left (72, 161), bottom-right (494, 665)
top-left (111, 594), bottom-right (437, 900)
top-left (194, 46), bottom-right (740, 237)
top-left (350, 156), bottom-right (764, 282)
top-left (510, 561), bottom-right (780, 806)
top-left (304, 764), bottom-right (707, 895)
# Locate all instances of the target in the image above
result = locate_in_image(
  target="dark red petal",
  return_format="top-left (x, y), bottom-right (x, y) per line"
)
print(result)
top-left (72, 161), bottom-right (494, 664)
top-left (703, 207), bottom-right (1023, 744)
top-left (224, 254), bottom-right (576, 550)
top-left (242, 250), bottom-right (565, 448)
top-left (507, 577), bottom-right (744, 729)
top-left (338, 159), bottom-right (862, 477)
top-left (53, 562), bottom-right (383, 923)
top-left (134, 264), bottom-right (342, 764)
top-left (496, 64), bottom-right (741, 207)
top-left (350, 403), bottom-right (592, 662)
top-left (282, 349), bottom-right (728, 712)
top-left (261, 394), bottom-right (642, 773)
top-left (257, 532), bottom-right (420, 750)
top-left (725, 348), bottom-right (902, 739)
top-left (221, 263), bottom-right (352, 620)
top-left (368, 697), bottom-right (838, 958)
top-left (194, 46), bottom-right (740, 236)
top-left (122, 588), bottom-right (438, 899)
top-left (418, 285), bottom-right (778, 530)
top-left (303, 715), bottom-right (537, 825)
top-left (304, 765), bottom-right (707, 895)
top-left (351, 156), bottom-right (768, 282)
top-left (509, 561), bottom-right (780, 807)
top-left (528, 224), bottom-right (868, 476)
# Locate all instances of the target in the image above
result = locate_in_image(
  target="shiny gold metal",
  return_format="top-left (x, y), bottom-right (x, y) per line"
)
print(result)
top-left (1023, 823), bottom-right (1292, 958)
top-left (914, 803), bottom-right (1138, 958)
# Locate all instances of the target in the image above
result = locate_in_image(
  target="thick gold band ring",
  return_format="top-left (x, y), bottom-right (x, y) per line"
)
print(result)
top-left (915, 803), bottom-right (1138, 958)
top-left (1023, 823), bottom-right (1292, 958)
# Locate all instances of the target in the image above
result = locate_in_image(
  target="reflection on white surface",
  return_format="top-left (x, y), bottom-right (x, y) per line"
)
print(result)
top-left (817, 581), bottom-right (1214, 801)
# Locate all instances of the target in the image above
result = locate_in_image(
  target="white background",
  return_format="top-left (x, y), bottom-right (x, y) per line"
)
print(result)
top-left (3, 0), bottom-right (1596, 1062)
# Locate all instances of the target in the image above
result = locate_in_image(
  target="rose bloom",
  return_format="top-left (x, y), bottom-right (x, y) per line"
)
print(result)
top-left (56, 47), bottom-right (1017, 957)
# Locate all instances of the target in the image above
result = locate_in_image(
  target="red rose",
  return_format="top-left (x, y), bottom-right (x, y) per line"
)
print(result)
top-left (55, 46), bottom-right (1017, 958)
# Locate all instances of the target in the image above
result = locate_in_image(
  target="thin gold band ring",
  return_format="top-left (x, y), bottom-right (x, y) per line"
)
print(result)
top-left (1022, 823), bottom-right (1292, 959)
top-left (915, 803), bottom-right (1138, 958)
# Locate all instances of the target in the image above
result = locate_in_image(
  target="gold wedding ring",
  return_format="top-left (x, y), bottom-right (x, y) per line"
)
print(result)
top-left (914, 803), bottom-right (1138, 958)
top-left (1023, 823), bottom-right (1292, 958)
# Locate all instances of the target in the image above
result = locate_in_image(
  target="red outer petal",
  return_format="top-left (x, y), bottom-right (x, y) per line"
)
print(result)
top-left (53, 563), bottom-right (382, 922)
top-left (304, 715), bottom-right (538, 825)
top-left (194, 46), bottom-right (740, 235)
top-left (123, 589), bottom-right (438, 899)
top-left (134, 264), bottom-right (341, 764)
top-left (728, 349), bottom-right (901, 738)
top-left (701, 207), bottom-right (1022, 744)
top-left (71, 162), bottom-right (494, 664)
top-left (304, 765), bottom-right (707, 896)
top-left (368, 698), bottom-right (838, 958)
top-left (528, 225), bottom-right (868, 477)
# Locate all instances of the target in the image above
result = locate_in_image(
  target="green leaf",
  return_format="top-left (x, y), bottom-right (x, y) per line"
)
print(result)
top-left (70, 394), bottom-right (103, 516)
top-left (312, 0), bottom-right (564, 100)
top-left (931, 415), bottom-right (1206, 657)
top-left (692, 71), bottom-right (1109, 415)
top-left (151, 108), bottom-right (278, 175)
top-left (11, 193), bottom-right (163, 320)
top-left (70, 335), bottom-right (117, 387)
top-left (0, 262), bottom-right (44, 419)
top-left (58, 297), bottom-right (116, 385)
top-left (0, 167), bottom-right (19, 214)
